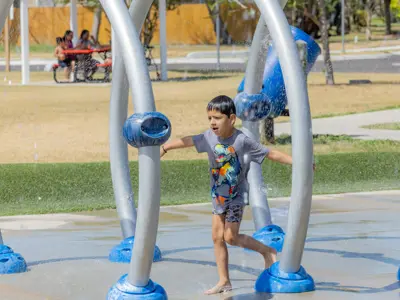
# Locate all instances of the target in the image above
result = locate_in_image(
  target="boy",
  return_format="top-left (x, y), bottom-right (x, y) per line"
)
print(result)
top-left (54, 37), bottom-right (74, 81)
top-left (160, 95), bottom-right (296, 295)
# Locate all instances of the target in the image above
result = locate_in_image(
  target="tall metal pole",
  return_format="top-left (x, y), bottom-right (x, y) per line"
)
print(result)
top-left (241, 0), bottom-right (288, 231)
top-left (0, 0), bottom-right (14, 246)
top-left (20, 0), bottom-right (30, 85)
top-left (216, 2), bottom-right (221, 71)
top-left (109, 26), bottom-right (137, 239)
top-left (341, 0), bottom-right (345, 53)
top-left (159, 0), bottom-right (168, 81)
top-left (241, 20), bottom-right (272, 229)
top-left (70, 0), bottom-right (79, 46)
top-left (0, 0), bottom-right (13, 33)
top-left (4, 17), bottom-right (10, 72)
top-left (108, 0), bottom-right (154, 241)
top-left (254, 0), bottom-right (314, 273)
top-left (100, 0), bottom-right (160, 287)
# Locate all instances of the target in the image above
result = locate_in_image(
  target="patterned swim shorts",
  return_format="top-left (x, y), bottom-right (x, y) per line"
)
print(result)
top-left (212, 201), bottom-right (244, 223)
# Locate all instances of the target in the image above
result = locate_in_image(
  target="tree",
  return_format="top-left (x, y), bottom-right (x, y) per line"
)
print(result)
top-left (316, 0), bottom-right (335, 85)
top-left (141, 0), bottom-right (181, 46)
top-left (384, 0), bottom-right (392, 34)
top-left (56, 0), bottom-right (103, 41)
top-left (204, 0), bottom-right (255, 45)
top-left (57, 0), bottom-right (181, 46)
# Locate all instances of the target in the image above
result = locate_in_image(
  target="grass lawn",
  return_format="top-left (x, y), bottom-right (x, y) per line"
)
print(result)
top-left (1, 71), bottom-right (400, 163)
top-left (0, 70), bottom-right (399, 216)
top-left (362, 122), bottom-right (400, 130)
top-left (0, 150), bottom-right (399, 216)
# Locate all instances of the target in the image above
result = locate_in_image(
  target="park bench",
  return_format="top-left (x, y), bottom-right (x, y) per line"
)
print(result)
top-left (52, 61), bottom-right (112, 84)
top-left (52, 44), bottom-right (160, 83)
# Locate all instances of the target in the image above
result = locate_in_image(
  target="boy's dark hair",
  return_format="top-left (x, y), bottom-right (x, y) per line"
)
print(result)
top-left (56, 37), bottom-right (64, 45)
top-left (207, 95), bottom-right (236, 117)
top-left (64, 30), bottom-right (73, 38)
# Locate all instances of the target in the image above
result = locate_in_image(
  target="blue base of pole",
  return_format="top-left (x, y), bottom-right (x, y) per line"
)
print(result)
top-left (108, 236), bottom-right (162, 263)
top-left (245, 225), bottom-right (285, 253)
top-left (107, 274), bottom-right (167, 300)
top-left (255, 261), bottom-right (315, 293)
top-left (0, 245), bottom-right (27, 274)
top-left (397, 267), bottom-right (400, 281)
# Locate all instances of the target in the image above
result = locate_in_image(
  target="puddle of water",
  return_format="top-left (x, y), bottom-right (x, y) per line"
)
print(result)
top-left (172, 207), bottom-right (212, 215)
top-left (72, 220), bottom-right (119, 227)
top-left (159, 212), bottom-right (190, 223)
top-left (87, 236), bottom-right (121, 241)
top-left (75, 209), bottom-right (118, 218)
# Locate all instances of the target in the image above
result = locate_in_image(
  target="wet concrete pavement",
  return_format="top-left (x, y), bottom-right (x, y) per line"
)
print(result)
top-left (0, 190), bottom-right (399, 300)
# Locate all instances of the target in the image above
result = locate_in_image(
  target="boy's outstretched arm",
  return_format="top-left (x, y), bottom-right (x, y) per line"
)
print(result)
top-left (266, 149), bottom-right (293, 165)
top-left (160, 136), bottom-right (194, 157)
top-left (266, 149), bottom-right (316, 171)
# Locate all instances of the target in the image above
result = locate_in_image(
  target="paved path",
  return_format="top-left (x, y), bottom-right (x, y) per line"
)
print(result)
top-left (0, 190), bottom-right (399, 299)
top-left (2, 49), bottom-right (400, 73)
top-left (275, 109), bottom-right (400, 141)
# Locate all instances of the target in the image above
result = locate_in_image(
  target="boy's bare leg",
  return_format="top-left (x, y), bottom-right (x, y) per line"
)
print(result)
top-left (204, 214), bottom-right (233, 295)
top-left (225, 222), bottom-right (277, 269)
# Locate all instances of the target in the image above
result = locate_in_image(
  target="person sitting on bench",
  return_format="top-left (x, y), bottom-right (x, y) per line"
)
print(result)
top-left (54, 37), bottom-right (75, 82)
top-left (76, 29), bottom-right (102, 79)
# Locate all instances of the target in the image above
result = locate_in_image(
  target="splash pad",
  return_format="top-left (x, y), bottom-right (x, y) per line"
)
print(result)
top-left (0, 0), bottom-right (398, 299)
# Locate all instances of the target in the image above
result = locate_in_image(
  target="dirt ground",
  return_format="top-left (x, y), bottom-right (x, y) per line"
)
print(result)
top-left (0, 71), bottom-right (399, 164)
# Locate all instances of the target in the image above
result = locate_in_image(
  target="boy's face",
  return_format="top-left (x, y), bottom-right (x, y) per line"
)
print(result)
top-left (207, 109), bottom-right (236, 137)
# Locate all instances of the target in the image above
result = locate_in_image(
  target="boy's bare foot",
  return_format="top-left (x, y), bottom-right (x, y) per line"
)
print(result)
top-left (263, 249), bottom-right (277, 269)
top-left (204, 282), bottom-right (232, 295)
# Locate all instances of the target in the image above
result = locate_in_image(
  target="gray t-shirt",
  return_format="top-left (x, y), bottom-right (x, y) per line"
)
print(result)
top-left (192, 129), bottom-right (269, 212)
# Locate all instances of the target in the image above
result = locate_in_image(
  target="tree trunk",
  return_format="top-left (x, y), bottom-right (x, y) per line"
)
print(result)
top-left (260, 118), bottom-right (275, 144)
top-left (384, 0), bottom-right (391, 35)
top-left (91, 6), bottom-right (102, 42)
top-left (317, 0), bottom-right (335, 85)
top-left (291, 5), bottom-right (297, 26)
top-left (205, 1), bottom-right (231, 44)
top-left (365, 0), bottom-right (372, 41)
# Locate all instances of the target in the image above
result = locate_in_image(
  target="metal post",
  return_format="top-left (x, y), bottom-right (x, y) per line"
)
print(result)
top-left (109, 27), bottom-right (136, 239)
top-left (100, 0), bottom-right (160, 287)
top-left (254, 0), bottom-right (314, 274)
top-left (241, 0), bottom-right (288, 231)
top-left (0, 0), bottom-right (13, 33)
top-left (216, 2), bottom-right (221, 71)
top-left (20, 0), bottom-right (30, 85)
top-left (70, 0), bottom-right (79, 46)
top-left (108, 0), bottom-right (154, 241)
top-left (341, 0), bottom-right (345, 53)
top-left (4, 17), bottom-right (10, 72)
top-left (159, 0), bottom-right (168, 81)
top-left (242, 20), bottom-right (272, 230)
top-left (0, 0), bottom-right (13, 247)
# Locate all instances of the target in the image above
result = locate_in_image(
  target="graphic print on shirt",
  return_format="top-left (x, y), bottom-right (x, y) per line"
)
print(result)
top-left (211, 144), bottom-right (241, 205)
